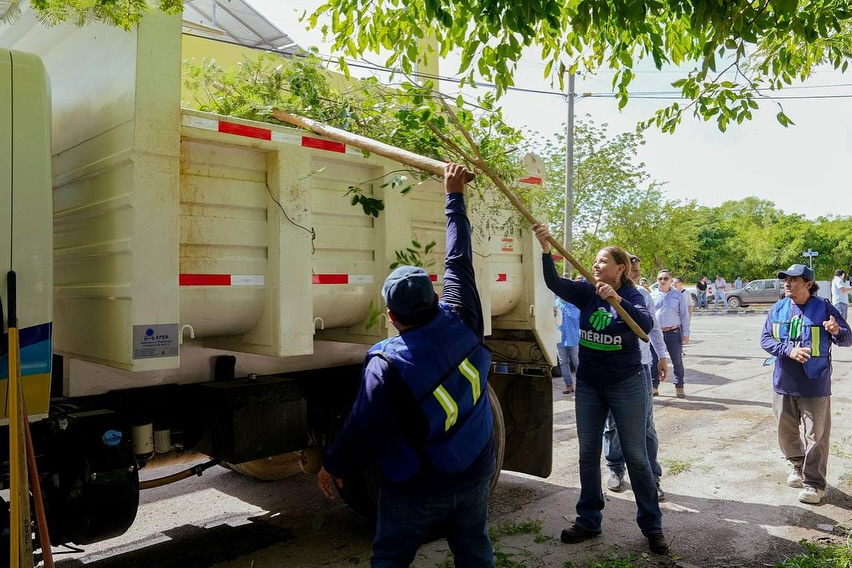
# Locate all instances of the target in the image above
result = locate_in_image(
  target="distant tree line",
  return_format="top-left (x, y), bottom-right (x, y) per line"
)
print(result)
top-left (530, 119), bottom-right (852, 283)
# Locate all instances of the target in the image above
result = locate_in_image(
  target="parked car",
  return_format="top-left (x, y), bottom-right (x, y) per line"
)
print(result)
top-left (725, 278), bottom-right (782, 308)
top-left (727, 278), bottom-right (833, 308)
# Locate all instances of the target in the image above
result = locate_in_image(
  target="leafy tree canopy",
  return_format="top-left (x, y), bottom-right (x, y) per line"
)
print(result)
top-left (311, 0), bottom-right (852, 131)
top-left (0, 0), bottom-right (182, 30)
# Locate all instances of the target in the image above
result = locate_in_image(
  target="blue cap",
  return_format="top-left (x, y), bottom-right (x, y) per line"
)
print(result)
top-left (381, 266), bottom-right (437, 317)
top-left (778, 264), bottom-right (815, 281)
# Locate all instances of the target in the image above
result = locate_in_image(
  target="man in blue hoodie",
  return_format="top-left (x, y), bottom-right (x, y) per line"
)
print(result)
top-left (761, 264), bottom-right (851, 505)
top-left (317, 163), bottom-right (496, 567)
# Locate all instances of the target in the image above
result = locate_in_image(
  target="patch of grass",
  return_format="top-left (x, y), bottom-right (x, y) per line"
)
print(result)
top-left (561, 550), bottom-right (642, 568)
top-left (489, 518), bottom-right (543, 540)
top-left (534, 533), bottom-right (554, 543)
top-left (774, 539), bottom-right (852, 567)
top-left (494, 549), bottom-right (533, 568)
top-left (587, 552), bottom-right (641, 567)
top-left (434, 550), bottom-right (453, 568)
top-left (662, 458), bottom-right (694, 476)
top-left (839, 471), bottom-right (852, 487)
top-left (830, 437), bottom-right (852, 459)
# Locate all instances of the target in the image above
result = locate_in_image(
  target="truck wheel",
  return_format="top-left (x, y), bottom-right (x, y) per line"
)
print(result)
top-left (339, 382), bottom-right (507, 519)
top-left (728, 296), bottom-right (741, 309)
top-left (226, 452), bottom-right (303, 481)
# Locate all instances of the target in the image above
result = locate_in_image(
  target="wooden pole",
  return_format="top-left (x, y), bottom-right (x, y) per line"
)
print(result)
top-left (270, 109), bottom-right (648, 342)
top-left (24, 397), bottom-right (53, 568)
top-left (7, 271), bottom-right (32, 567)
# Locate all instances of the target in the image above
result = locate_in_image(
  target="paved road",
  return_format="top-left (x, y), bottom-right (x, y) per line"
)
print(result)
top-left (53, 313), bottom-right (852, 567)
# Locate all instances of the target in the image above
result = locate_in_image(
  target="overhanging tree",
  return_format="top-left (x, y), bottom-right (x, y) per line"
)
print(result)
top-left (311, 0), bottom-right (852, 131)
top-left (0, 0), bottom-right (182, 29)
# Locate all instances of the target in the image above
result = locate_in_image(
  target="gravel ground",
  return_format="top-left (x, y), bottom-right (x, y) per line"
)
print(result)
top-left (54, 311), bottom-right (852, 568)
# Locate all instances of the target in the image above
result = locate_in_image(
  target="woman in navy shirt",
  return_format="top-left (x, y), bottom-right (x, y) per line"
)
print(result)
top-left (532, 224), bottom-right (669, 555)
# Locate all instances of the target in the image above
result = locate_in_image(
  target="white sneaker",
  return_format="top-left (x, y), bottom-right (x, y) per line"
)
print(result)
top-left (787, 463), bottom-right (804, 488)
top-left (606, 471), bottom-right (624, 492)
top-left (798, 486), bottom-right (824, 504)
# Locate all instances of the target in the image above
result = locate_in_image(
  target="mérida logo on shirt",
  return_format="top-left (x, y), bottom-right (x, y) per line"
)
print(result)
top-left (589, 307), bottom-right (613, 331)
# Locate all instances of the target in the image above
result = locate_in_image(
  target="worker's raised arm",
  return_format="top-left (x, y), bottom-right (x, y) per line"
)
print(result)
top-left (439, 163), bottom-right (484, 338)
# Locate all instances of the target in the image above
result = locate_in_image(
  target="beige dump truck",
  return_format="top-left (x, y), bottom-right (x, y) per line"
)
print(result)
top-left (0, 10), bottom-right (556, 548)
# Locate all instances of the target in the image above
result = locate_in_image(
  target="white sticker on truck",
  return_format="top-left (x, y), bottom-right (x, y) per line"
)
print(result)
top-left (132, 324), bottom-right (179, 359)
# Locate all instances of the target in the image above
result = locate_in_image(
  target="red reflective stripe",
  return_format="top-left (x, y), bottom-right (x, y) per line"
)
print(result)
top-left (218, 121), bottom-right (272, 140)
top-left (180, 274), bottom-right (231, 286)
top-left (496, 273), bottom-right (507, 282)
top-left (302, 136), bottom-right (346, 153)
top-left (518, 176), bottom-right (542, 185)
top-left (312, 274), bottom-right (349, 284)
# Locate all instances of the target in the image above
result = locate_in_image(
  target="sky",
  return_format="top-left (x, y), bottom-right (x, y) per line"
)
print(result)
top-left (248, 2), bottom-right (852, 220)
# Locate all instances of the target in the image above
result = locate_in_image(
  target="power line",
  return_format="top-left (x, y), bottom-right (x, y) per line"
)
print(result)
top-left (288, 47), bottom-right (852, 101)
top-left (583, 92), bottom-right (852, 100)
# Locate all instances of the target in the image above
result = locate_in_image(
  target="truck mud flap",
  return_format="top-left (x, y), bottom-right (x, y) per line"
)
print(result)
top-left (489, 365), bottom-right (552, 478)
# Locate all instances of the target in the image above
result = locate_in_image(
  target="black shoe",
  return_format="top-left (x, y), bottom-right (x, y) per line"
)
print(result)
top-left (656, 481), bottom-right (666, 502)
top-left (646, 532), bottom-right (670, 554)
top-left (560, 524), bottom-right (601, 544)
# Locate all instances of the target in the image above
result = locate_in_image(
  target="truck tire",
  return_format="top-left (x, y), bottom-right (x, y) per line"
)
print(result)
top-left (339, 382), bottom-right (507, 519)
top-left (728, 296), bottom-right (742, 309)
top-left (226, 452), bottom-right (304, 481)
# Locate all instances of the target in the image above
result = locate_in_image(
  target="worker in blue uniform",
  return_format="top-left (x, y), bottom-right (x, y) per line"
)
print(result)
top-left (318, 162), bottom-right (496, 567)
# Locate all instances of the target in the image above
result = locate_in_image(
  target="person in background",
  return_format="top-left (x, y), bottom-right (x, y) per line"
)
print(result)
top-left (714, 274), bottom-right (729, 312)
top-left (761, 264), bottom-right (851, 505)
top-left (639, 277), bottom-right (651, 291)
top-left (651, 269), bottom-right (690, 398)
top-left (672, 277), bottom-right (695, 320)
top-left (830, 269), bottom-right (851, 321)
top-left (695, 276), bottom-right (709, 310)
top-left (317, 163), bottom-right (496, 567)
top-left (556, 288), bottom-right (581, 395)
top-left (532, 223), bottom-right (669, 555)
top-left (734, 275), bottom-right (744, 290)
top-left (603, 254), bottom-right (669, 500)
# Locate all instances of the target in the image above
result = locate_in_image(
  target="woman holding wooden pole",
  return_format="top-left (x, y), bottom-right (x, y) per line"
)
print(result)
top-left (532, 223), bottom-right (670, 555)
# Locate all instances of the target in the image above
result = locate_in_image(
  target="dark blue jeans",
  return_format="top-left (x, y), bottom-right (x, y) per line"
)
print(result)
top-left (574, 372), bottom-right (663, 535)
top-left (651, 328), bottom-right (685, 388)
top-left (602, 364), bottom-right (662, 481)
top-left (372, 476), bottom-right (495, 567)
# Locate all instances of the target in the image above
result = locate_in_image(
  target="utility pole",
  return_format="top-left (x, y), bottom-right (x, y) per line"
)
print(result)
top-left (563, 73), bottom-right (575, 255)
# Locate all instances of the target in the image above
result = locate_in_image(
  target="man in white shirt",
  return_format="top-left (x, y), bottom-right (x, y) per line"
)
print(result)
top-left (651, 269), bottom-right (690, 398)
top-left (714, 274), bottom-right (729, 312)
top-left (831, 269), bottom-right (852, 320)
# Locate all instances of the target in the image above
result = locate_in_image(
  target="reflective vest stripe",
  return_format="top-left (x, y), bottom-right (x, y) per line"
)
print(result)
top-left (772, 322), bottom-right (781, 341)
top-left (459, 357), bottom-right (481, 403)
top-left (433, 385), bottom-right (459, 431)
top-left (811, 326), bottom-right (821, 356)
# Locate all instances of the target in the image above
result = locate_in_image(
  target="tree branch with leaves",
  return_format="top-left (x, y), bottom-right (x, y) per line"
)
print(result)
top-left (310, 0), bottom-right (852, 131)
